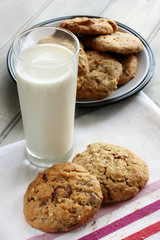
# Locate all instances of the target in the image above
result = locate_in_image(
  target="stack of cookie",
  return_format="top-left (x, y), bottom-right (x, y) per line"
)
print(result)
top-left (59, 17), bottom-right (143, 100)
top-left (23, 143), bottom-right (149, 233)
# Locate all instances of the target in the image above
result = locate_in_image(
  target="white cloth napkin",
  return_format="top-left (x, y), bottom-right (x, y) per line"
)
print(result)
top-left (0, 92), bottom-right (160, 240)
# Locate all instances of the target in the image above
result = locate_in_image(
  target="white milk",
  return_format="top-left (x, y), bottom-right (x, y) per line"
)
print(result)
top-left (16, 44), bottom-right (77, 162)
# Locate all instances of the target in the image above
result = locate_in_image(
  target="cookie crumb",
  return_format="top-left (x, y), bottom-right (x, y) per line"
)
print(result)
top-left (93, 226), bottom-right (97, 230)
top-left (91, 220), bottom-right (96, 225)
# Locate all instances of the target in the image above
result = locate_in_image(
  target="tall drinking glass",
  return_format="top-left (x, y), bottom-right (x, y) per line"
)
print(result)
top-left (13, 26), bottom-right (79, 167)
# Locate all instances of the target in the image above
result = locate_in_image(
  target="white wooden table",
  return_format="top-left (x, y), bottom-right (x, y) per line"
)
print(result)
top-left (0, 0), bottom-right (160, 147)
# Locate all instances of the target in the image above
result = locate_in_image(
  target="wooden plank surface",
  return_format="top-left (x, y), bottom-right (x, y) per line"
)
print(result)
top-left (0, 0), bottom-right (159, 147)
top-left (101, 0), bottom-right (160, 39)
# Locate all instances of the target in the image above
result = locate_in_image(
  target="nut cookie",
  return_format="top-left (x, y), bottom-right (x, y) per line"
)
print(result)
top-left (77, 51), bottom-right (122, 100)
top-left (85, 31), bottom-right (143, 54)
top-left (115, 54), bottom-right (138, 85)
top-left (73, 143), bottom-right (149, 203)
top-left (23, 162), bottom-right (103, 232)
top-left (59, 17), bottom-right (118, 35)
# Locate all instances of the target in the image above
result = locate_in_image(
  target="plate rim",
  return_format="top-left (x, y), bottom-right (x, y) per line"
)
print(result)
top-left (7, 15), bottom-right (155, 108)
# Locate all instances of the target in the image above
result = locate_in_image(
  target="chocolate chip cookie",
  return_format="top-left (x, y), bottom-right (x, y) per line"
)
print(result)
top-left (73, 143), bottom-right (149, 203)
top-left (85, 31), bottom-right (143, 54)
top-left (23, 162), bottom-right (103, 232)
top-left (115, 54), bottom-right (138, 85)
top-left (59, 17), bottom-right (118, 35)
top-left (77, 51), bottom-right (123, 100)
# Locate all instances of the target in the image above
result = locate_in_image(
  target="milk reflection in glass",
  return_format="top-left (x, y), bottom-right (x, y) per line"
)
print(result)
top-left (13, 27), bottom-right (79, 167)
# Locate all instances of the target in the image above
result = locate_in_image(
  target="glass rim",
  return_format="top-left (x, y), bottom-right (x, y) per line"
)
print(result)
top-left (12, 26), bottom-right (79, 68)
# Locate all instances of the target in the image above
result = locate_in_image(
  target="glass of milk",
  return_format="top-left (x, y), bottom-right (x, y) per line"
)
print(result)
top-left (13, 26), bottom-right (79, 167)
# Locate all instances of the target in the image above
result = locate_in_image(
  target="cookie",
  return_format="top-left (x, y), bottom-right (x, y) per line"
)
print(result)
top-left (77, 47), bottom-right (89, 90)
top-left (77, 51), bottom-right (122, 100)
top-left (78, 47), bottom-right (89, 78)
top-left (59, 17), bottom-right (118, 35)
top-left (73, 143), bottom-right (149, 203)
top-left (115, 54), bottom-right (138, 85)
top-left (38, 33), bottom-right (75, 52)
top-left (23, 162), bottom-right (103, 232)
top-left (85, 31), bottom-right (143, 54)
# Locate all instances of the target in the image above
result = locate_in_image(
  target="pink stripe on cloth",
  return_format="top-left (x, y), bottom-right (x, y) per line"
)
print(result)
top-left (26, 233), bottom-right (65, 240)
top-left (123, 220), bottom-right (160, 240)
top-left (78, 199), bottom-right (160, 240)
top-left (27, 179), bottom-right (160, 240)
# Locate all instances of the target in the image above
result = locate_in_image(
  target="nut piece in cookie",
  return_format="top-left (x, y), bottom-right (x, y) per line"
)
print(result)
top-left (77, 51), bottom-right (122, 100)
top-left (115, 54), bottom-right (138, 85)
top-left (59, 17), bottom-right (118, 35)
top-left (23, 162), bottom-right (103, 232)
top-left (73, 143), bottom-right (149, 203)
top-left (85, 31), bottom-right (143, 54)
